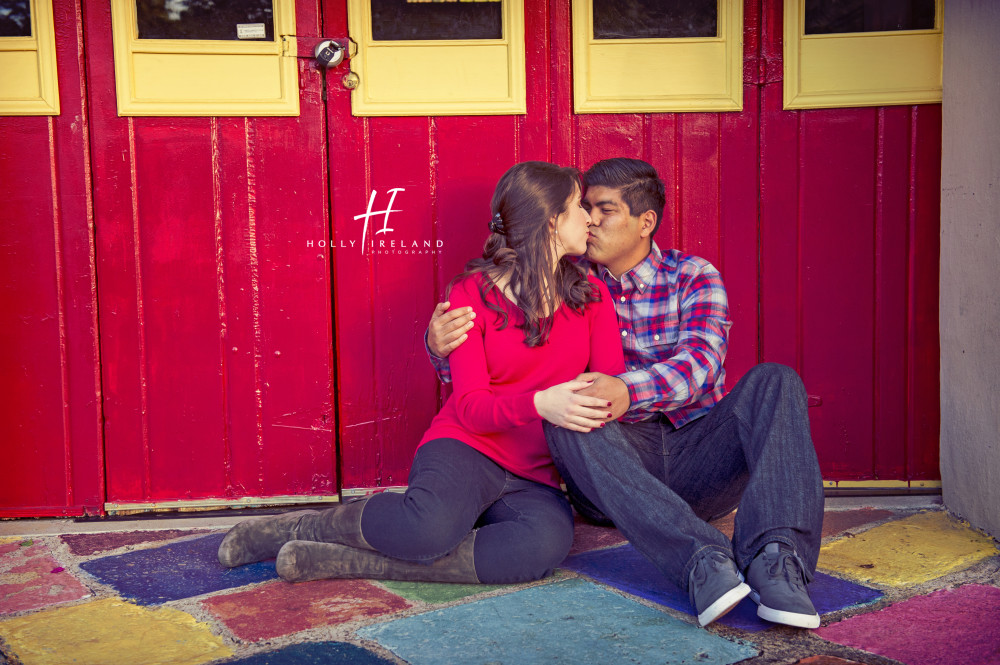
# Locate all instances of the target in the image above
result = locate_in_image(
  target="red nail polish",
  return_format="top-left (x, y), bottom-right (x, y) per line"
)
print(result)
top-left (600, 422), bottom-right (605, 428)
top-left (606, 401), bottom-right (612, 407)
top-left (606, 412), bottom-right (613, 418)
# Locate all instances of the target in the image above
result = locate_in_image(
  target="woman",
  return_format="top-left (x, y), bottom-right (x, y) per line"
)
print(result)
top-left (218, 161), bottom-right (625, 584)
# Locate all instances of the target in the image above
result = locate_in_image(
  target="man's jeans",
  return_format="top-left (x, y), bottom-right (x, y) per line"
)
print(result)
top-left (545, 363), bottom-right (824, 588)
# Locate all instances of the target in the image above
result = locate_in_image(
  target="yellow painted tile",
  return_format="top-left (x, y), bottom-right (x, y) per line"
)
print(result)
top-left (819, 510), bottom-right (999, 587)
top-left (0, 598), bottom-right (232, 665)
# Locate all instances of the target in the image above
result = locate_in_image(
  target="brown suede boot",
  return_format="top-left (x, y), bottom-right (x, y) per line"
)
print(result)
top-left (275, 533), bottom-right (479, 584)
top-left (217, 498), bottom-right (370, 568)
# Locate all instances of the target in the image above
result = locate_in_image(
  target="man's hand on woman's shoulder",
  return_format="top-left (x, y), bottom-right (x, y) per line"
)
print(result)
top-left (428, 301), bottom-right (476, 358)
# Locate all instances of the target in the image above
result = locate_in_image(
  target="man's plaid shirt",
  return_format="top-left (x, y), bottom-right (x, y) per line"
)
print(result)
top-left (597, 243), bottom-right (730, 427)
top-left (427, 242), bottom-right (731, 428)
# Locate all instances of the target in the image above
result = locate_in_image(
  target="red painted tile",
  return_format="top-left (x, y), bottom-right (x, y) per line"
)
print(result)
top-left (61, 529), bottom-right (198, 555)
top-left (567, 517), bottom-right (626, 556)
top-left (816, 584), bottom-right (1000, 665)
top-left (0, 543), bottom-right (90, 614)
top-left (710, 511), bottom-right (736, 539)
top-left (201, 579), bottom-right (412, 642)
top-left (821, 509), bottom-right (896, 538)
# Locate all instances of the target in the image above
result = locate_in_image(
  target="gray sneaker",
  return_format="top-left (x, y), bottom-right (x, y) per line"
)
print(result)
top-left (747, 542), bottom-right (820, 629)
top-left (688, 551), bottom-right (751, 627)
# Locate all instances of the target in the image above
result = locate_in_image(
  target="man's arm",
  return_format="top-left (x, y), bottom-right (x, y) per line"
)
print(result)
top-left (424, 301), bottom-right (476, 384)
top-left (576, 264), bottom-right (730, 420)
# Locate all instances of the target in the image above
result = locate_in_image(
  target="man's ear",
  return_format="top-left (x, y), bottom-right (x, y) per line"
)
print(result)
top-left (638, 210), bottom-right (657, 239)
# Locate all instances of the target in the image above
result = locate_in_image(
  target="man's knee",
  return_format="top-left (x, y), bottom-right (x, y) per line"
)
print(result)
top-left (744, 363), bottom-right (807, 400)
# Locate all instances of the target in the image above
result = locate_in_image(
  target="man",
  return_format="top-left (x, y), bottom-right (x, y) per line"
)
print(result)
top-left (427, 158), bottom-right (824, 629)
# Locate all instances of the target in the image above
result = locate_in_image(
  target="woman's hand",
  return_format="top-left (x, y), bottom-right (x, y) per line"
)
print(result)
top-left (534, 380), bottom-right (614, 432)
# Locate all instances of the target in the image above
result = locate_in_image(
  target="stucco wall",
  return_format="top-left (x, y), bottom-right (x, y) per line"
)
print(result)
top-left (940, 1), bottom-right (1000, 539)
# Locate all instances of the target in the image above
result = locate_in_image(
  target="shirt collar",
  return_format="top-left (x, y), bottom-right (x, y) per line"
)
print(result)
top-left (600, 242), bottom-right (663, 294)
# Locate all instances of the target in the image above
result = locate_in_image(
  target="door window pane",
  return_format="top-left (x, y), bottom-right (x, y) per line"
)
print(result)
top-left (592, 0), bottom-right (716, 40)
top-left (136, 0), bottom-right (275, 41)
top-left (371, 0), bottom-right (502, 41)
top-left (0, 0), bottom-right (32, 37)
top-left (805, 0), bottom-right (935, 35)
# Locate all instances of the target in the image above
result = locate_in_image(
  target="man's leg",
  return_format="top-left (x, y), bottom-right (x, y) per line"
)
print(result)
top-left (666, 363), bottom-right (824, 574)
top-left (665, 363), bottom-right (823, 627)
top-left (544, 420), bottom-right (735, 586)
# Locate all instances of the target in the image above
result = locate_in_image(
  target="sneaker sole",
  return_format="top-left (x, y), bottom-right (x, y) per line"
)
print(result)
top-left (749, 590), bottom-right (820, 629)
top-left (697, 582), bottom-right (750, 627)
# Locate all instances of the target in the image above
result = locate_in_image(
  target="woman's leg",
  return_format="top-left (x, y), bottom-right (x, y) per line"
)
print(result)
top-left (218, 438), bottom-right (499, 568)
top-left (360, 438), bottom-right (507, 561)
top-left (471, 475), bottom-right (574, 584)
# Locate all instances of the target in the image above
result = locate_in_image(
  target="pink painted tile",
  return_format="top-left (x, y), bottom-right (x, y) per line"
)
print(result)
top-left (567, 517), bottom-right (627, 556)
top-left (61, 529), bottom-right (198, 556)
top-left (0, 542), bottom-right (90, 614)
top-left (201, 578), bottom-right (412, 642)
top-left (816, 584), bottom-right (1000, 665)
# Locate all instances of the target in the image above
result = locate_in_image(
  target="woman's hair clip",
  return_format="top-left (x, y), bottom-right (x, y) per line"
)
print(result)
top-left (488, 212), bottom-right (507, 235)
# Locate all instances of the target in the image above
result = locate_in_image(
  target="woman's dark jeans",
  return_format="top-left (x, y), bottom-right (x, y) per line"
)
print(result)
top-left (360, 438), bottom-right (574, 584)
top-left (545, 363), bottom-right (824, 587)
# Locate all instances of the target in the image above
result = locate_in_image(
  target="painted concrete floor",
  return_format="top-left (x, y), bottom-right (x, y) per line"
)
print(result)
top-left (1, 497), bottom-right (998, 665)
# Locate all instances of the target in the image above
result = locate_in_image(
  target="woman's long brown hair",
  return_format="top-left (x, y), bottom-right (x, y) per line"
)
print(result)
top-left (449, 161), bottom-right (599, 347)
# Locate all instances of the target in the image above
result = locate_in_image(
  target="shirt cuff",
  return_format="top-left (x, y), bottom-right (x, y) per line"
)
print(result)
top-left (618, 369), bottom-right (655, 413)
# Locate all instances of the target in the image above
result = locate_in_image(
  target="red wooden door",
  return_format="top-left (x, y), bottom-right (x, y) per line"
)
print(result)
top-left (322, 0), bottom-right (940, 493)
top-left (0, 0), bottom-right (104, 517)
top-left (0, 0), bottom-right (941, 518)
top-left (85, 2), bottom-right (338, 508)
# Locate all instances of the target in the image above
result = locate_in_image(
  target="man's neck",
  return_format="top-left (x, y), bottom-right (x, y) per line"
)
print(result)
top-left (604, 244), bottom-right (653, 281)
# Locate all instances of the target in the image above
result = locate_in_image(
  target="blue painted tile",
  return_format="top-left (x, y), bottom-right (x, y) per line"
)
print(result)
top-left (358, 578), bottom-right (757, 665)
top-left (562, 544), bottom-right (883, 631)
top-left (79, 533), bottom-right (277, 605)
top-left (223, 641), bottom-right (395, 664)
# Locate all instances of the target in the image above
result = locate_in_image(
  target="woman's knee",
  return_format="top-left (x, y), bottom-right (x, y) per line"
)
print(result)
top-left (475, 517), bottom-right (573, 584)
top-left (364, 489), bottom-right (473, 558)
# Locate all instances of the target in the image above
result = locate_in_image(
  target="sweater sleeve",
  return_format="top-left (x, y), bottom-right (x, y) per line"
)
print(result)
top-left (587, 276), bottom-right (627, 376)
top-left (447, 278), bottom-right (540, 434)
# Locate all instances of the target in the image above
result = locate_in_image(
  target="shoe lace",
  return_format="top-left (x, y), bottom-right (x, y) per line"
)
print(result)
top-left (770, 551), bottom-right (807, 591)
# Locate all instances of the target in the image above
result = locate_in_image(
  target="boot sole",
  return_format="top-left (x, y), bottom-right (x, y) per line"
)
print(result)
top-left (697, 582), bottom-right (750, 627)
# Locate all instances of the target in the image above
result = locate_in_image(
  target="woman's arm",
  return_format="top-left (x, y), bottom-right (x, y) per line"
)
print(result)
top-left (447, 278), bottom-right (540, 434)
top-left (447, 277), bottom-right (613, 434)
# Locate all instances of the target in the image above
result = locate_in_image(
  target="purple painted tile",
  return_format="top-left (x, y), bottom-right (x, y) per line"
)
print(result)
top-left (223, 641), bottom-right (397, 664)
top-left (562, 544), bottom-right (882, 631)
top-left (79, 533), bottom-right (277, 605)
top-left (61, 529), bottom-right (199, 556)
top-left (816, 584), bottom-right (1000, 665)
top-left (0, 542), bottom-right (90, 614)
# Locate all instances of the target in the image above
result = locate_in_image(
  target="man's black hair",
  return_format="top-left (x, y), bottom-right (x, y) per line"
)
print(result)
top-left (583, 158), bottom-right (666, 236)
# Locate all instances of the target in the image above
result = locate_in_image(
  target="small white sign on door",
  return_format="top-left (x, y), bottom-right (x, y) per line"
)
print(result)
top-left (237, 23), bottom-right (267, 40)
